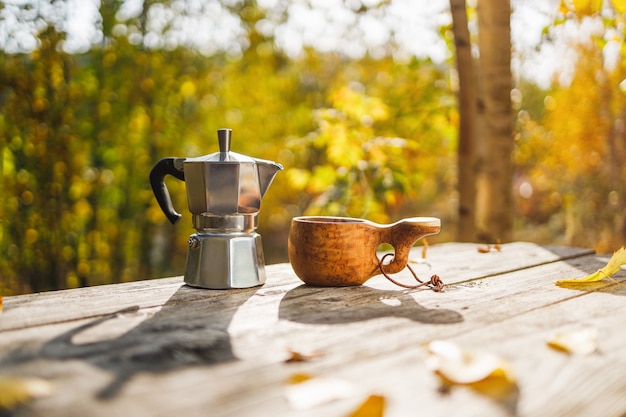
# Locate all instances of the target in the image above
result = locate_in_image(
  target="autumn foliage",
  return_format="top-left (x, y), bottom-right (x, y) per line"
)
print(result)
top-left (0, 5), bottom-right (456, 294)
top-left (515, 0), bottom-right (626, 252)
top-left (2, 1), bottom-right (626, 294)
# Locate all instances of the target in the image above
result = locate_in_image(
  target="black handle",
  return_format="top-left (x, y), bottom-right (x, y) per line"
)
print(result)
top-left (149, 158), bottom-right (186, 224)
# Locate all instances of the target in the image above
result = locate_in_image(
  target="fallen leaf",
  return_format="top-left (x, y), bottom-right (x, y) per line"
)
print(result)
top-left (425, 341), bottom-right (519, 414)
top-left (425, 340), bottom-right (514, 384)
top-left (285, 348), bottom-right (323, 363)
top-left (547, 328), bottom-right (598, 355)
top-left (556, 247), bottom-right (626, 285)
top-left (477, 239), bottom-right (502, 254)
top-left (0, 376), bottom-right (54, 410)
top-left (347, 394), bottom-right (386, 417)
top-left (287, 373), bottom-right (313, 384)
top-left (285, 373), bottom-right (356, 410)
top-left (425, 340), bottom-right (517, 401)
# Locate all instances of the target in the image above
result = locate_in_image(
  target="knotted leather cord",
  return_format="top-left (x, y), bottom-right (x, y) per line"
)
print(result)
top-left (378, 253), bottom-right (445, 292)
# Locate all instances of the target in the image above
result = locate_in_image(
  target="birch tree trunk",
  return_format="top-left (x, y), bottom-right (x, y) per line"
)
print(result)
top-left (449, 0), bottom-right (477, 242)
top-left (475, 0), bottom-right (514, 242)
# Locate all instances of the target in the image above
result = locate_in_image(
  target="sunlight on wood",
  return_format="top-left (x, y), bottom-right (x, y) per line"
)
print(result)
top-left (285, 373), bottom-right (356, 410)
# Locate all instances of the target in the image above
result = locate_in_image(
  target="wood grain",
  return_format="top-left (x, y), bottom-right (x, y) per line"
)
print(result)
top-left (2, 242), bottom-right (622, 417)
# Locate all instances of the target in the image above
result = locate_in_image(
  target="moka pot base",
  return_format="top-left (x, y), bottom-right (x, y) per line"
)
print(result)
top-left (183, 212), bottom-right (266, 289)
top-left (184, 231), bottom-right (266, 289)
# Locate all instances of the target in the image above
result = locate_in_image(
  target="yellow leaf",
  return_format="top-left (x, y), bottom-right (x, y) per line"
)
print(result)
top-left (285, 348), bottom-right (323, 363)
top-left (285, 168), bottom-right (311, 191)
top-left (287, 373), bottom-right (313, 385)
top-left (0, 377), bottom-right (53, 410)
top-left (612, 0), bottom-right (626, 14)
top-left (425, 341), bottom-right (518, 401)
top-left (547, 328), bottom-right (598, 355)
top-left (556, 247), bottom-right (626, 284)
top-left (425, 340), bottom-right (515, 385)
top-left (347, 394), bottom-right (386, 417)
top-left (571, 0), bottom-right (603, 15)
top-left (179, 80), bottom-right (197, 97)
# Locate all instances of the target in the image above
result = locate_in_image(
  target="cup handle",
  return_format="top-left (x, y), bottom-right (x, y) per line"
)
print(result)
top-left (384, 217), bottom-right (441, 274)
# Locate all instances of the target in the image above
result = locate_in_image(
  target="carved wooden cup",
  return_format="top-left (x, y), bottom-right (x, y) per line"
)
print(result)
top-left (288, 216), bottom-right (441, 286)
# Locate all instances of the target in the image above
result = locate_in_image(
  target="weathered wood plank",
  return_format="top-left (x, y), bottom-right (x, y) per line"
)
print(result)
top-left (1, 249), bottom-right (622, 417)
top-left (414, 241), bottom-right (594, 284)
top-left (0, 242), bottom-right (593, 332)
top-left (148, 255), bottom-right (625, 417)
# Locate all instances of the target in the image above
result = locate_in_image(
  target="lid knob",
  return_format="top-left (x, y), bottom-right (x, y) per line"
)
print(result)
top-left (218, 128), bottom-right (232, 153)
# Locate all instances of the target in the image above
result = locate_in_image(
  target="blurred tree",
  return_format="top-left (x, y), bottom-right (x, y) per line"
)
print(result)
top-left (448, 0), bottom-right (513, 243)
top-left (474, 0), bottom-right (514, 243)
top-left (449, 0), bottom-right (477, 241)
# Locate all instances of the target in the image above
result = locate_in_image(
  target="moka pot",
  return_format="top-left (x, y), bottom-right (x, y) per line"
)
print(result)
top-left (149, 128), bottom-right (283, 289)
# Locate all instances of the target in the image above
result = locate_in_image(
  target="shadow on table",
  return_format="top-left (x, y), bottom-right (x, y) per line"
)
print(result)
top-left (2, 284), bottom-right (257, 400)
top-left (279, 285), bottom-right (463, 325)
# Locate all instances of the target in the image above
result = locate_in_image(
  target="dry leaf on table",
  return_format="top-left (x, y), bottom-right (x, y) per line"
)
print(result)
top-left (478, 239), bottom-right (502, 254)
top-left (556, 247), bottom-right (626, 285)
top-left (285, 348), bottom-right (323, 363)
top-left (0, 376), bottom-right (53, 410)
top-left (346, 394), bottom-right (386, 417)
top-left (547, 328), bottom-right (598, 355)
top-left (425, 340), bottom-right (516, 399)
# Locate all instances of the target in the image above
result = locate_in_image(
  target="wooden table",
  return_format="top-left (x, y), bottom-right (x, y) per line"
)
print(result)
top-left (2, 242), bottom-right (626, 417)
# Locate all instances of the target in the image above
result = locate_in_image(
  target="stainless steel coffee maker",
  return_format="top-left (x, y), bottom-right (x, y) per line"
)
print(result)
top-left (150, 128), bottom-right (283, 289)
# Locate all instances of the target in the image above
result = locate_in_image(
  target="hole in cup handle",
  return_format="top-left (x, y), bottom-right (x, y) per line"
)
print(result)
top-left (376, 247), bottom-right (431, 270)
top-left (376, 243), bottom-right (394, 260)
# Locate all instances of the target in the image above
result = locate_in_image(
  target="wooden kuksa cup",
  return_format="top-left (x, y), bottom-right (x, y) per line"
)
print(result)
top-left (288, 216), bottom-right (441, 286)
